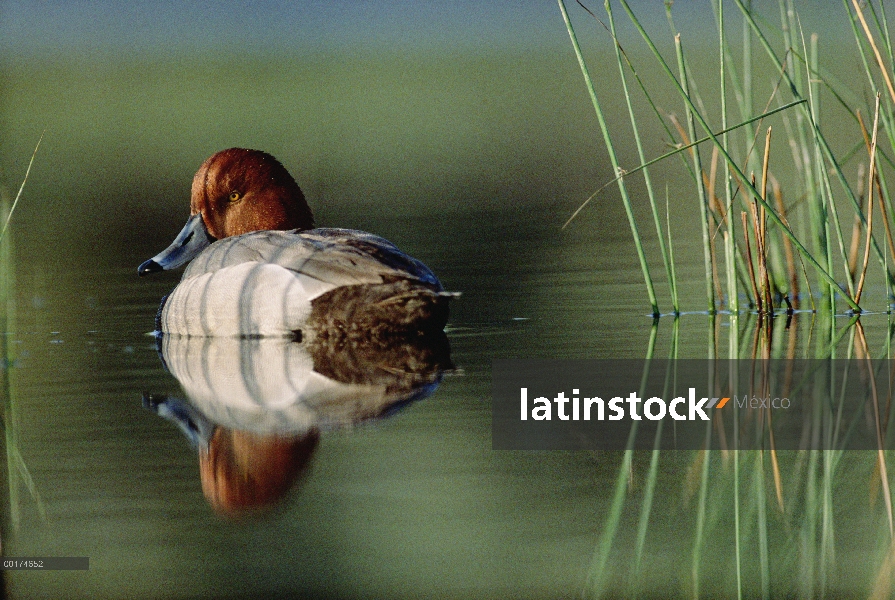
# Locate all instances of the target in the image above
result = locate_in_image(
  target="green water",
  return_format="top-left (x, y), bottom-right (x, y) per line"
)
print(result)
top-left (2, 205), bottom-right (894, 598)
top-left (0, 18), bottom-right (894, 600)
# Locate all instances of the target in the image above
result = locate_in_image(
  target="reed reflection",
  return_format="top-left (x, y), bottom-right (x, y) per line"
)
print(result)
top-left (582, 312), bottom-right (895, 598)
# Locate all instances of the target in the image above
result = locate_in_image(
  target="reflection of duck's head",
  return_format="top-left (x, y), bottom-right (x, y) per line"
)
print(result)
top-left (199, 427), bottom-right (319, 519)
top-left (190, 148), bottom-right (315, 239)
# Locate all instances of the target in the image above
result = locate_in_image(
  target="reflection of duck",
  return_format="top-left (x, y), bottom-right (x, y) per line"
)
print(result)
top-left (138, 148), bottom-right (454, 337)
top-left (155, 331), bottom-right (450, 434)
top-left (145, 331), bottom-right (451, 518)
top-left (199, 428), bottom-right (319, 519)
top-left (144, 392), bottom-right (319, 518)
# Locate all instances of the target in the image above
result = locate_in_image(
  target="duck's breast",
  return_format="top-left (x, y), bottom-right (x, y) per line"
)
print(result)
top-left (159, 261), bottom-right (322, 337)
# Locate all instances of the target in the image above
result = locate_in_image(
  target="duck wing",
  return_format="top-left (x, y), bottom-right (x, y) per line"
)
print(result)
top-left (181, 228), bottom-right (442, 291)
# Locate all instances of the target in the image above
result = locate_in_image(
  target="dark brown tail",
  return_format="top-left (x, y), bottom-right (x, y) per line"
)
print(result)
top-left (309, 279), bottom-right (453, 340)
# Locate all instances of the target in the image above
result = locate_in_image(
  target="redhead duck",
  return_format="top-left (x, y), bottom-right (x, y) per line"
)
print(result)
top-left (139, 148), bottom-right (451, 338)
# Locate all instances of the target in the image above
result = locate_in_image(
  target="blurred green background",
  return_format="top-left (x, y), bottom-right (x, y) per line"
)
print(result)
top-left (0, 1), bottom-right (609, 266)
top-left (2, 2), bottom-right (894, 599)
top-left (0, 1), bottom-right (867, 287)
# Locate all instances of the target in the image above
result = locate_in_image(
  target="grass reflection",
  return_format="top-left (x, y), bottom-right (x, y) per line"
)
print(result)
top-left (0, 141), bottom-right (48, 543)
top-left (584, 313), bottom-right (895, 598)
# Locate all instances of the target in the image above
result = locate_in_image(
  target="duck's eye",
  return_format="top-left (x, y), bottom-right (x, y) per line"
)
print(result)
top-left (228, 191), bottom-right (241, 202)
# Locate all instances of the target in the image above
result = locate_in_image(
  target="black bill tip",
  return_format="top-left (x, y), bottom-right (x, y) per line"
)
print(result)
top-left (138, 259), bottom-right (163, 276)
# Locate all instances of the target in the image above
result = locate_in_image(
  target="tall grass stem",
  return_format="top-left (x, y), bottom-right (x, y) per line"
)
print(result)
top-left (557, 0), bottom-right (660, 316)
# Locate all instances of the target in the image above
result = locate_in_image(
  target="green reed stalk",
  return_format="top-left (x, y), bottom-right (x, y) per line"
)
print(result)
top-left (566, 0), bottom-right (705, 215)
top-left (631, 337), bottom-right (676, 589)
top-left (632, 437), bottom-right (661, 594)
top-left (605, 0), bottom-right (679, 313)
top-left (667, 6), bottom-right (728, 310)
top-left (743, 0), bottom-right (754, 127)
top-left (804, 451), bottom-right (820, 596)
top-left (820, 451), bottom-right (835, 594)
top-left (778, 1), bottom-right (830, 302)
top-left (0, 193), bottom-right (16, 530)
top-left (1, 238), bottom-right (46, 529)
top-left (739, 1), bottom-right (895, 298)
top-left (720, 26), bottom-right (779, 339)
top-left (563, 99), bottom-right (808, 231)
top-left (778, 0), bottom-right (793, 81)
top-left (674, 34), bottom-right (716, 313)
top-left (818, 314), bottom-right (861, 358)
top-left (0, 132), bottom-right (43, 244)
top-left (856, 93), bottom-right (882, 304)
top-left (802, 30), bottom-right (853, 309)
top-left (755, 453), bottom-right (770, 599)
top-left (852, 0), bottom-right (895, 104)
top-left (845, 0), bottom-right (895, 303)
top-left (557, 0), bottom-right (660, 317)
top-left (729, 326), bottom-right (742, 595)
top-left (691, 446), bottom-right (712, 598)
top-left (691, 332), bottom-right (718, 594)
top-left (666, 184), bottom-right (680, 307)
top-left (729, 312), bottom-right (740, 358)
top-left (718, 0), bottom-right (739, 314)
top-left (741, 0), bottom-right (762, 217)
top-left (616, 0), bottom-right (862, 313)
top-left (583, 326), bottom-right (658, 597)
top-left (583, 449), bottom-right (632, 598)
top-left (733, 448), bottom-right (742, 599)
top-left (712, 2), bottom-right (750, 130)
top-left (0, 140), bottom-right (47, 529)
top-left (845, 0), bottom-right (895, 162)
top-left (875, 0), bottom-right (894, 66)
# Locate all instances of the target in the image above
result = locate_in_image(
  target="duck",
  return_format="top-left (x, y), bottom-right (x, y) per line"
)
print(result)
top-left (139, 148), bottom-right (452, 338)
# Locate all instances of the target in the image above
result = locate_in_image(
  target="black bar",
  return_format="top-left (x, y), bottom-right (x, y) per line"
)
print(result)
top-left (0, 557), bottom-right (89, 570)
